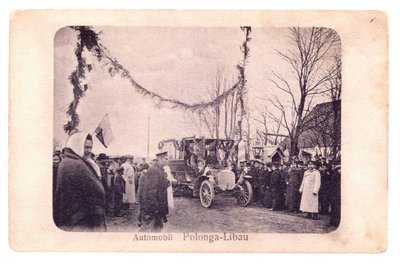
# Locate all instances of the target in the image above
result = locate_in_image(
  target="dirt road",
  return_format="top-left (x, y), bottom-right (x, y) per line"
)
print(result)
top-left (106, 195), bottom-right (336, 233)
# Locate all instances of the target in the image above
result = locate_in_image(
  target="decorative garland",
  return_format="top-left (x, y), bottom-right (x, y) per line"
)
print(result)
top-left (157, 139), bottom-right (184, 152)
top-left (63, 26), bottom-right (103, 134)
top-left (64, 26), bottom-right (244, 134)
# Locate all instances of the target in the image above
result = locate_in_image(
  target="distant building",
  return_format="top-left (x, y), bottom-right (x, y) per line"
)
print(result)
top-left (280, 100), bottom-right (341, 161)
top-left (263, 145), bottom-right (285, 164)
top-left (246, 140), bottom-right (285, 164)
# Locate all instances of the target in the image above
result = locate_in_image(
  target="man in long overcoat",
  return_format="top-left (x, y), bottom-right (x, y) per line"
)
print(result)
top-left (137, 152), bottom-right (170, 232)
top-left (97, 153), bottom-right (111, 214)
top-left (329, 162), bottom-right (341, 227)
top-left (269, 163), bottom-right (283, 211)
top-left (299, 161), bottom-right (321, 220)
top-left (319, 163), bottom-right (332, 214)
top-left (113, 167), bottom-right (126, 217)
top-left (285, 161), bottom-right (303, 212)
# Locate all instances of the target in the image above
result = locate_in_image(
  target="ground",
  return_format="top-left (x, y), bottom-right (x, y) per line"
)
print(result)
top-left (106, 195), bottom-right (337, 233)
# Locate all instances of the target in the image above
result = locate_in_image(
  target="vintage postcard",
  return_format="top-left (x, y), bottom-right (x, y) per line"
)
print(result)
top-left (9, 10), bottom-right (387, 252)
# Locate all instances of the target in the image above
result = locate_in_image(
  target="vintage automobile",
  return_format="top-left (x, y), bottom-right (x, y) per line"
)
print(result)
top-left (158, 136), bottom-right (253, 208)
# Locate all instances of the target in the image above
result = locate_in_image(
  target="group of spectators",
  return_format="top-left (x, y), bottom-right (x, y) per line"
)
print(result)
top-left (52, 131), bottom-right (173, 232)
top-left (52, 131), bottom-right (341, 232)
top-left (236, 155), bottom-right (341, 226)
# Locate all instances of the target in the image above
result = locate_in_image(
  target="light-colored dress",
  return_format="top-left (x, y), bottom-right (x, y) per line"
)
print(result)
top-left (121, 162), bottom-right (136, 204)
top-left (164, 166), bottom-right (176, 209)
top-left (299, 169), bottom-right (321, 213)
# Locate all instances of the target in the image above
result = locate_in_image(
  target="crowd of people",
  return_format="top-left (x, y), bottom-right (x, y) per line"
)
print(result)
top-left (52, 131), bottom-right (173, 232)
top-left (52, 131), bottom-right (341, 232)
top-left (235, 155), bottom-right (341, 226)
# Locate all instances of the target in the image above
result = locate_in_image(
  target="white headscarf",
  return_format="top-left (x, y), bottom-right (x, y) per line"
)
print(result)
top-left (65, 131), bottom-right (91, 157)
top-left (64, 131), bottom-right (102, 178)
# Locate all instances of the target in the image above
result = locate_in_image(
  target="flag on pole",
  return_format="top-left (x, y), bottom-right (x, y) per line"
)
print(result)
top-left (93, 114), bottom-right (113, 148)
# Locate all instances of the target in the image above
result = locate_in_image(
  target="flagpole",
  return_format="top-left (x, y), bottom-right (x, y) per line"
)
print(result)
top-left (147, 114), bottom-right (150, 157)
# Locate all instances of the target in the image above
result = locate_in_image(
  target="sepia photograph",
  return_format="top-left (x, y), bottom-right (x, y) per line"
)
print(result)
top-left (53, 26), bottom-right (341, 234)
top-left (8, 9), bottom-right (387, 252)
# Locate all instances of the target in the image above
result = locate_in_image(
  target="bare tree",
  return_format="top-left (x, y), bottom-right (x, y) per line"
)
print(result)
top-left (180, 27), bottom-right (250, 145)
top-left (252, 105), bottom-right (285, 145)
top-left (182, 68), bottom-right (238, 139)
top-left (269, 27), bottom-right (340, 156)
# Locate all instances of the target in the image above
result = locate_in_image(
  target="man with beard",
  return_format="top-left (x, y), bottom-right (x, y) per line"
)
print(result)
top-left (137, 151), bottom-right (170, 232)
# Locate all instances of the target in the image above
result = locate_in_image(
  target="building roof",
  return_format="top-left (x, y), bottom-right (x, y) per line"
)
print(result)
top-left (279, 100), bottom-right (341, 151)
top-left (264, 145), bottom-right (285, 157)
top-left (300, 100), bottom-right (341, 148)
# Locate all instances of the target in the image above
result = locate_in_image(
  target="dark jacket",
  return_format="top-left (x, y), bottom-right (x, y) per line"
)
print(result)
top-left (98, 163), bottom-right (108, 191)
top-left (270, 170), bottom-right (283, 194)
top-left (137, 164), bottom-right (170, 216)
top-left (114, 174), bottom-right (126, 195)
top-left (285, 168), bottom-right (303, 210)
top-left (54, 148), bottom-right (106, 232)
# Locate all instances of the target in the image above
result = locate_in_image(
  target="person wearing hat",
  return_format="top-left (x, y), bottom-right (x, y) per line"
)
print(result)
top-left (137, 151), bottom-right (170, 232)
top-left (297, 160), bottom-right (306, 173)
top-left (136, 163), bottom-right (150, 226)
top-left (299, 160), bottom-right (321, 220)
top-left (196, 158), bottom-right (212, 177)
top-left (205, 150), bottom-right (219, 167)
top-left (259, 162), bottom-right (269, 206)
top-left (269, 162), bottom-right (284, 211)
top-left (279, 162), bottom-right (290, 210)
top-left (318, 162), bottom-right (332, 215)
top-left (121, 155), bottom-right (136, 209)
top-left (97, 153), bottom-right (112, 214)
top-left (261, 163), bottom-right (272, 208)
top-left (250, 161), bottom-right (262, 204)
top-left (285, 161), bottom-right (302, 213)
top-left (113, 166), bottom-right (126, 217)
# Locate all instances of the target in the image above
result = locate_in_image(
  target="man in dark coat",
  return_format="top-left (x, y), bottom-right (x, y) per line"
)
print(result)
top-left (285, 161), bottom-right (303, 212)
top-left (137, 151), bottom-right (170, 232)
top-left (54, 132), bottom-right (106, 232)
top-left (319, 163), bottom-right (332, 214)
top-left (250, 161), bottom-right (262, 204)
top-left (269, 162), bottom-right (283, 211)
top-left (280, 163), bottom-right (290, 209)
top-left (262, 163), bottom-right (272, 208)
top-left (330, 162), bottom-right (341, 227)
top-left (97, 153), bottom-right (111, 214)
top-left (113, 166), bottom-right (126, 217)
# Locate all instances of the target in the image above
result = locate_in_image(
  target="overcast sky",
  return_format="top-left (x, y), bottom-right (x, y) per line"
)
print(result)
top-left (54, 26), bottom-right (337, 157)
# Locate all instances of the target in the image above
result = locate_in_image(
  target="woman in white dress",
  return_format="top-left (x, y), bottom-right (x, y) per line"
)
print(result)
top-left (299, 160), bottom-right (321, 220)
